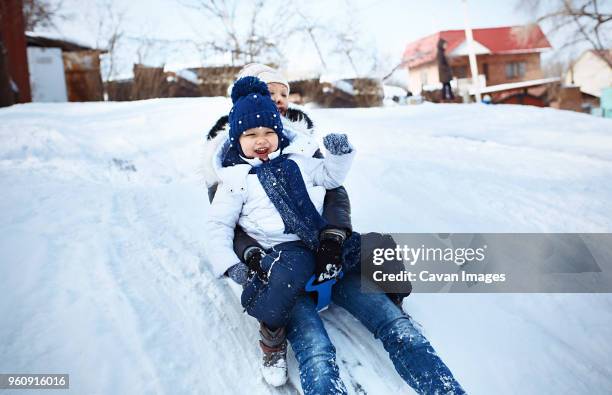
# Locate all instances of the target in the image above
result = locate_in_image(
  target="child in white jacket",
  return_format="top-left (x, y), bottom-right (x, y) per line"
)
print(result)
top-left (205, 76), bottom-right (354, 384)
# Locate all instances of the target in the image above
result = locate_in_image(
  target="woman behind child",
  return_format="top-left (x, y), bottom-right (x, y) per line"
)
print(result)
top-left (204, 65), bottom-right (464, 395)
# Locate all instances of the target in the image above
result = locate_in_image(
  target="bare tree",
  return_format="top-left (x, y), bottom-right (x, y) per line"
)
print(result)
top-left (134, 36), bottom-right (156, 66)
top-left (285, 3), bottom-right (369, 76)
top-left (22, 0), bottom-right (65, 31)
top-left (327, 4), bottom-right (376, 78)
top-left (129, 24), bottom-right (161, 66)
top-left (179, 0), bottom-right (379, 78)
top-left (90, 0), bottom-right (126, 81)
top-left (334, 32), bottom-right (360, 75)
top-left (290, 7), bottom-right (329, 71)
top-left (178, 0), bottom-right (290, 66)
top-left (381, 59), bottom-right (409, 84)
top-left (124, 33), bottom-right (196, 69)
top-left (519, 0), bottom-right (612, 68)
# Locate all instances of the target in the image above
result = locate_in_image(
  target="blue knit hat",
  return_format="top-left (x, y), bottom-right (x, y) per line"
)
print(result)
top-left (228, 77), bottom-right (286, 155)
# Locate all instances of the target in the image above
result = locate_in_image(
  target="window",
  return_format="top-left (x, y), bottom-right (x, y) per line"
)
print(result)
top-left (505, 62), bottom-right (526, 79)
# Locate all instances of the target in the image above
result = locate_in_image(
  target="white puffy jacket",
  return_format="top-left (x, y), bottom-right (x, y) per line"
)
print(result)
top-left (203, 119), bottom-right (355, 278)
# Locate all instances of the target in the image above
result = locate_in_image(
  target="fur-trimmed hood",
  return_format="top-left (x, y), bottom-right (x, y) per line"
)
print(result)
top-left (201, 108), bottom-right (315, 188)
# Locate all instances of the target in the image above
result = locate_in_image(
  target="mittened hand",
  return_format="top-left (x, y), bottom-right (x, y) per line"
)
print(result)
top-left (245, 247), bottom-right (268, 281)
top-left (315, 231), bottom-right (345, 283)
top-left (227, 262), bottom-right (250, 285)
top-left (316, 261), bottom-right (342, 283)
top-left (323, 133), bottom-right (353, 155)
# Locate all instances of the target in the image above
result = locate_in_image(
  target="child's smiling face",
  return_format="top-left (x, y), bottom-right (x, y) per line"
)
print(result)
top-left (267, 83), bottom-right (288, 116)
top-left (239, 127), bottom-right (279, 161)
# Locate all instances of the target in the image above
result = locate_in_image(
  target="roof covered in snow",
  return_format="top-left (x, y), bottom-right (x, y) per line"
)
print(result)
top-left (402, 25), bottom-right (551, 69)
top-left (26, 32), bottom-right (106, 53)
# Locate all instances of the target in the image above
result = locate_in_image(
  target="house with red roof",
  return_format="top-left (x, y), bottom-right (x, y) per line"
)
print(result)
top-left (403, 25), bottom-right (552, 98)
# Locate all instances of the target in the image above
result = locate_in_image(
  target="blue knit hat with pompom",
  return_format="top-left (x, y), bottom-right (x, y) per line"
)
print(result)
top-left (228, 77), bottom-right (286, 154)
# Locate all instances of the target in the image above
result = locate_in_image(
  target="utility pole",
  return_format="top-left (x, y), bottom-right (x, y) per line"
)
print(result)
top-left (462, 0), bottom-right (481, 103)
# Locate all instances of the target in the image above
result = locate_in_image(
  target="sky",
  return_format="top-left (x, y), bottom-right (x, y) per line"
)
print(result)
top-left (41, 0), bottom-right (585, 80)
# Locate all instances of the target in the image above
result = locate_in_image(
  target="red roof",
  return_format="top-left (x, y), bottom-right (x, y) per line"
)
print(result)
top-left (402, 25), bottom-right (552, 68)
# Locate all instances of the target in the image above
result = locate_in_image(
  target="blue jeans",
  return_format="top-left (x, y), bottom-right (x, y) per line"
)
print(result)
top-left (241, 241), bottom-right (315, 329)
top-left (287, 272), bottom-right (465, 395)
top-left (242, 232), bottom-right (408, 330)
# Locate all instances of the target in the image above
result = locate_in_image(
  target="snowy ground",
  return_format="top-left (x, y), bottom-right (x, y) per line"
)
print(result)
top-left (1, 99), bottom-right (612, 394)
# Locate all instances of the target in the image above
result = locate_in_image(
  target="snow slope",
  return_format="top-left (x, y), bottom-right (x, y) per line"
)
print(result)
top-left (1, 99), bottom-right (611, 394)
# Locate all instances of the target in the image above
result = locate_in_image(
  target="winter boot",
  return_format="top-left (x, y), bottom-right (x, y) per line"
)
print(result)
top-left (259, 323), bottom-right (288, 387)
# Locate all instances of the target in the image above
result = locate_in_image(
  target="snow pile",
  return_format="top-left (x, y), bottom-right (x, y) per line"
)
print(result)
top-left (175, 69), bottom-right (201, 85)
top-left (1, 99), bottom-right (612, 394)
top-left (383, 84), bottom-right (407, 99)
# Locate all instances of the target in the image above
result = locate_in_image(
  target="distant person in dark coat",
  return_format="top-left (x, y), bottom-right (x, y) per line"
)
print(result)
top-left (437, 38), bottom-right (454, 101)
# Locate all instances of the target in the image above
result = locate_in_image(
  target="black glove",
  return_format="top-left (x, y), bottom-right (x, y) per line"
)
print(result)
top-left (315, 230), bottom-right (345, 283)
top-left (244, 246), bottom-right (267, 281)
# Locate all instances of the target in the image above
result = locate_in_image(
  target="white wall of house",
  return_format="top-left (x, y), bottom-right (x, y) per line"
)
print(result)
top-left (565, 51), bottom-right (612, 98)
top-left (27, 47), bottom-right (68, 102)
top-left (408, 63), bottom-right (439, 94)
